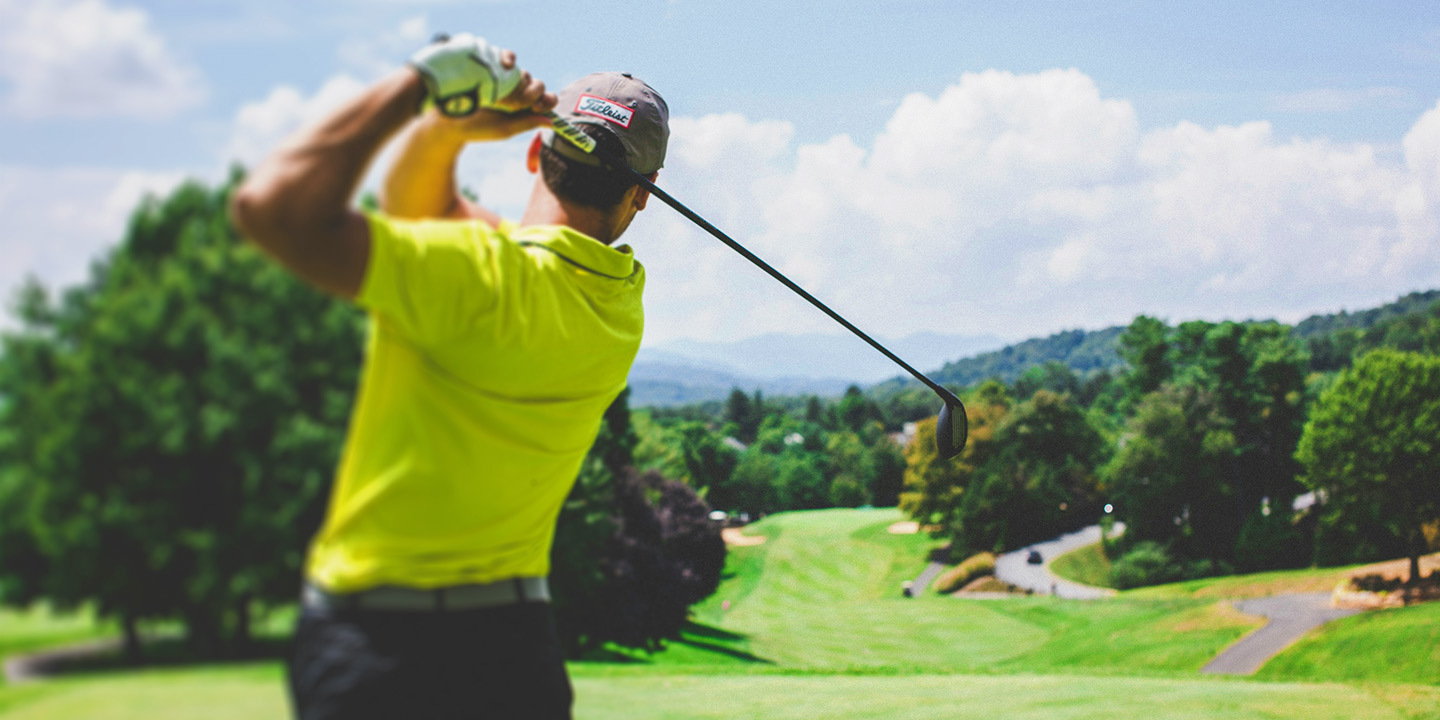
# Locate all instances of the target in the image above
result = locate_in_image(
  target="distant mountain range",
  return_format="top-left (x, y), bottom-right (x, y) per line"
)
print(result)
top-left (628, 332), bottom-right (1006, 407)
top-left (628, 291), bottom-right (1440, 407)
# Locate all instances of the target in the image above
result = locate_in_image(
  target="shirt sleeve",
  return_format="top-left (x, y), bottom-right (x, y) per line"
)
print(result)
top-left (357, 212), bottom-right (503, 345)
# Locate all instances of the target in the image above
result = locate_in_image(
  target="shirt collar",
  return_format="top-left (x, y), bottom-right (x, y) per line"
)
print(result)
top-left (509, 223), bottom-right (637, 280)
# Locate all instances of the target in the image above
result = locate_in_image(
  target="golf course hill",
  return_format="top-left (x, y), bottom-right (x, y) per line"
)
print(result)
top-left (1, 508), bottom-right (1437, 719)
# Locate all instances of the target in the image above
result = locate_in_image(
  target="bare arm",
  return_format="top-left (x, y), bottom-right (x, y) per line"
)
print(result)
top-left (231, 59), bottom-right (555, 298)
top-left (382, 51), bottom-right (557, 224)
top-left (381, 113), bottom-right (499, 224)
top-left (230, 69), bottom-right (423, 299)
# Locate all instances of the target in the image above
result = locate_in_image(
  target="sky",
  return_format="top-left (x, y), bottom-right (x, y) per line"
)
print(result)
top-left (3, 0), bottom-right (1440, 347)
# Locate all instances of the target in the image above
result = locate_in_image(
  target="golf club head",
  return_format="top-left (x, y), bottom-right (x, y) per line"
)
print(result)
top-left (936, 396), bottom-right (968, 460)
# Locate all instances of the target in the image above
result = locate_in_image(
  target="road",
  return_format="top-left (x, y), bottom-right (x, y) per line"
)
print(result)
top-left (1200, 593), bottom-right (1360, 675)
top-left (993, 524), bottom-right (1123, 600)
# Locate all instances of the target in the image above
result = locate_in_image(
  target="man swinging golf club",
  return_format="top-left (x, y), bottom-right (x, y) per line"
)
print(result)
top-left (231, 32), bottom-right (668, 719)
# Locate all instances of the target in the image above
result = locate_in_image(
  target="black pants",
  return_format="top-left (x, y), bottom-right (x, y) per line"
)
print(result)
top-left (288, 601), bottom-right (573, 720)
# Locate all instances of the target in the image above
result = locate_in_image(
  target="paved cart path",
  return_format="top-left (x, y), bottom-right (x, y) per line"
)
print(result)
top-left (1200, 593), bottom-right (1359, 675)
top-left (993, 524), bottom-right (1122, 600)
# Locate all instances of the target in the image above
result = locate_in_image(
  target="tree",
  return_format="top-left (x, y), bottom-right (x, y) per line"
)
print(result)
top-left (824, 431), bottom-right (874, 507)
top-left (956, 390), bottom-right (1109, 553)
top-left (1103, 383), bottom-right (1239, 561)
top-left (900, 381), bottom-right (1010, 539)
top-left (551, 391), bottom-right (726, 655)
top-left (867, 435), bottom-right (906, 508)
top-left (835, 385), bottom-right (884, 433)
top-left (0, 177), bottom-right (364, 657)
top-left (1296, 350), bottom-right (1440, 590)
top-left (723, 388), bottom-right (760, 443)
top-left (1012, 362), bottom-right (1081, 401)
top-left (1117, 316), bottom-right (1172, 404)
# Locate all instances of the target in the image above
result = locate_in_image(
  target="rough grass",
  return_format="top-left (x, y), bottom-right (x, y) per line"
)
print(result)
top-left (2, 508), bottom-right (1438, 719)
top-left (1128, 564), bottom-right (1361, 599)
top-left (0, 606), bottom-right (112, 685)
top-left (1049, 541), bottom-right (1115, 588)
top-left (1257, 601), bottom-right (1440, 685)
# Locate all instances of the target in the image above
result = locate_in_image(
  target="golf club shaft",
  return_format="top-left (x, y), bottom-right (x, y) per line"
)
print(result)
top-left (631, 174), bottom-right (960, 403)
top-left (545, 112), bottom-right (961, 406)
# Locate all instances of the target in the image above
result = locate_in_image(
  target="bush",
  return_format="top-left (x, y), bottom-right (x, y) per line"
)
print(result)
top-left (1109, 542), bottom-right (1183, 589)
top-left (931, 552), bottom-right (997, 594)
top-left (1233, 508), bottom-right (1310, 573)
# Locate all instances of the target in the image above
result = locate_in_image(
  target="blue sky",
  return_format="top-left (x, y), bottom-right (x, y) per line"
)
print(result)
top-left (3, 0), bottom-right (1440, 347)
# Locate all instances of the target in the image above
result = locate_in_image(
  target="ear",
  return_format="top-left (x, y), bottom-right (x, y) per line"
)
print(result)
top-left (633, 171), bottom-right (658, 211)
top-left (526, 132), bottom-right (544, 174)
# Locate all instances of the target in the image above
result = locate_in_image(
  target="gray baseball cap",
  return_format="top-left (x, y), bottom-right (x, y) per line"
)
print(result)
top-left (546, 72), bottom-right (669, 174)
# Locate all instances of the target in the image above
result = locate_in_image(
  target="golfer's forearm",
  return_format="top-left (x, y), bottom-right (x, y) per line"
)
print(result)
top-left (232, 68), bottom-right (425, 264)
top-left (380, 114), bottom-right (471, 220)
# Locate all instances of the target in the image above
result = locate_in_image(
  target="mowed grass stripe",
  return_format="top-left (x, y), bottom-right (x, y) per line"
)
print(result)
top-left (4, 665), bottom-right (1438, 720)
top-left (671, 509), bottom-right (1259, 674)
top-left (573, 672), bottom-right (1440, 720)
top-left (697, 509), bottom-right (1048, 669)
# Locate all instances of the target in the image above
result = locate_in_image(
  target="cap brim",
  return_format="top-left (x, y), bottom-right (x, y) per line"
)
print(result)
top-left (546, 129), bottom-right (606, 167)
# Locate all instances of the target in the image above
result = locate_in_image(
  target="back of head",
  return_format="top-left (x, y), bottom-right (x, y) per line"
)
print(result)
top-left (541, 72), bottom-right (669, 211)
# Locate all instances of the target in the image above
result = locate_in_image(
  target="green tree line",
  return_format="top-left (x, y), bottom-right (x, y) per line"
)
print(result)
top-left (0, 177), bottom-right (724, 660)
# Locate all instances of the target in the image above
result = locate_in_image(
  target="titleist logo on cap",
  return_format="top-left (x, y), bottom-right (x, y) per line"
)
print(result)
top-left (575, 94), bottom-right (634, 128)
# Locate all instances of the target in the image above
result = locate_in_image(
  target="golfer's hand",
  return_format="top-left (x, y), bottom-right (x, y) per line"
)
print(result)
top-left (409, 32), bottom-right (542, 117)
top-left (417, 49), bottom-right (556, 143)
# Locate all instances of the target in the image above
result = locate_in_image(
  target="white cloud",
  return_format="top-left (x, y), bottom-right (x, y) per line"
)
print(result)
top-left (0, 0), bottom-right (205, 118)
top-left (607, 69), bottom-right (1440, 343)
top-left (223, 74), bottom-right (368, 167)
top-left (0, 166), bottom-right (185, 326)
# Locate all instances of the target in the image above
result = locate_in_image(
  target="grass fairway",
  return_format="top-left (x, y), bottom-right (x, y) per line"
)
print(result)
top-left (0, 607), bottom-right (112, 672)
top-left (572, 671), bottom-right (1440, 720)
top-left (3, 664), bottom-right (1439, 720)
top-left (1049, 541), bottom-right (1114, 588)
top-left (2, 508), bottom-right (1438, 719)
top-left (640, 509), bottom-right (1259, 675)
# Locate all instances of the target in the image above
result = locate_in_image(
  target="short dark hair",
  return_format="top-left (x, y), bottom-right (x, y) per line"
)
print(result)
top-left (539, 125), bottom-right (638, 210)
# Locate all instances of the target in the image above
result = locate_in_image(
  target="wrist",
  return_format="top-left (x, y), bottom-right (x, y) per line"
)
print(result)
top-left (414, 109), bottom-right (471, 150)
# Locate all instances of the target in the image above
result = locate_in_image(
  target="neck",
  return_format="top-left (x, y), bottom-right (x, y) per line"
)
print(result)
top-left (520, 180), bottom-right (618, 245)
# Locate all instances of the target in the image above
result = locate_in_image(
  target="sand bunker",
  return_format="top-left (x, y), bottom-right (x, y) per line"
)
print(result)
top-left (888, 521), bottom-right (920, 534)
top-left (723, 528), bottom-right (766, 546)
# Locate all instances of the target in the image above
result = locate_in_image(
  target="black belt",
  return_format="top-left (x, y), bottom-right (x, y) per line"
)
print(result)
top-left (302, 577), bottom-right (550, 613)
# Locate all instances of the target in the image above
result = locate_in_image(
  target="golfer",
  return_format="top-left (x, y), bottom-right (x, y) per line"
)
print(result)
top-left (231, 33), bottom-right (669, 719)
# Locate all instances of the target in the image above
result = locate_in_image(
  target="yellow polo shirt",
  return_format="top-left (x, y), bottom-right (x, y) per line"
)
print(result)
top-left (305, 213), bottom-right (644, 593)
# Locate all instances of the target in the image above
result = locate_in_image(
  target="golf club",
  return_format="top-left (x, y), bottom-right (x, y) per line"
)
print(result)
top-left (548, 114), bottom-right (969, 460)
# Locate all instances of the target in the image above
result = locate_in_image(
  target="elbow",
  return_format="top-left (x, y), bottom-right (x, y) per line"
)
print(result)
top-left (230, 182), bottom-right (272, 244)
top-left (230, 179), bottom-right (292, 255)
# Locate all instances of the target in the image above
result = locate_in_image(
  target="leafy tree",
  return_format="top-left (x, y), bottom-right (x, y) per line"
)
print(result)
top-left (900, 381), bottom-right (1010, 538)
top-left (1117, 316), bottom-right (1172, 405)
top-left (775, 452), bottom-right (829, 510)
top-left (633, 418), bottom-right (737, 496)
top-left (552, 391), bottom-right (725, 655)
top-left (824, 431), bottom-right (874, 507)
top-left (1012, 362), bottom-right (1081, 401)
top-left (867, 434), bottom-right (906, 507)
top-left (956, 390), bottom-right (1109, 553)
top-left (835, 385), bottom-right (884, 433)
top-left (723, 388), bottom-right (761, 443)
top-left (1296, 350), bottom-right (1440, 587)
top-left (1103, 383), bottom-right (1239, 561)
top-left (0, 178), bottom-right (364, 657)
top-left (716, 448), bottom-right (779, 515)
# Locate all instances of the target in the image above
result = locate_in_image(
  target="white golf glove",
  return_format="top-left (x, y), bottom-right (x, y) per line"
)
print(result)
top-left (408, 33), bottom-right (523, 117)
